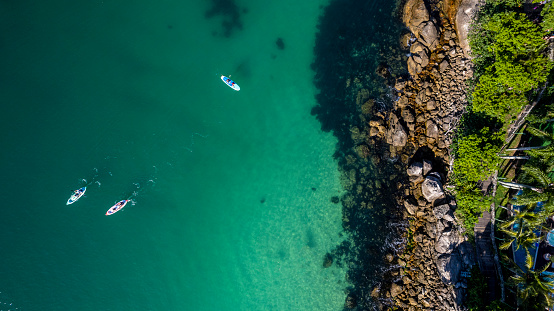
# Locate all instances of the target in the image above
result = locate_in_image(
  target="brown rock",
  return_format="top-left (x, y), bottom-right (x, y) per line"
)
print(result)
top-left (391, 283), bottom-right (403, 297)
top-left (426, 99), bottom-right (437, 110)
top-left (426, 120), bottom-right (439, 138)
top-left (402, 107), bottom-right (415, 123)
top-left (440, 59), bottom-right (450, 72)
top-left (404, 200), bottom-right (418, 215)
top-left (407, 55), bottom-right (423, 77)
top-left (419, 21), bottom-right (439, 50)
top-left (345, 293), bottom-right (357, 309)
top-left (403, 0), bottom-right (430, 34)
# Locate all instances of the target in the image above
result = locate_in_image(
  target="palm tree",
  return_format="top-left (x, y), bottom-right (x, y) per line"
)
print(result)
top-left (498, 164), bottom-right (554, 194)
top-left (502, 254), bottom-right (554, 311)
top-left (499, 209), bottom-right (543, 268)
top-left (506, 126), bottom-right (553, 152)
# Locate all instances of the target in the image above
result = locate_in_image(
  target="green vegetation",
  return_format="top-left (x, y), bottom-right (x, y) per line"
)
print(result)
top-left (537, 0), bottom-right (554, 31)
top-left (453, 127), bottom-right (502, 184)
top-left (453, 0), bottom-right (553, 234)
top-left (453, 1), bottom-right (554, 309)
top-left (455, 188), bottom-right (491, 235)
top-left (470, 11), bottom-right (552, 121)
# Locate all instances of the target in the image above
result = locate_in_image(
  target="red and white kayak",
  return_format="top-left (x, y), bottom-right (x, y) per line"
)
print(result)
top-left (67, 187), bottom-right (86, 205)
top-left (106, 199), bottom-right (129, 216)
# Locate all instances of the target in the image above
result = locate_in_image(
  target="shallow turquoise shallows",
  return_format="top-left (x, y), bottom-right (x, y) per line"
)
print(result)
top-left (0, 0), bottom-right (351, 310)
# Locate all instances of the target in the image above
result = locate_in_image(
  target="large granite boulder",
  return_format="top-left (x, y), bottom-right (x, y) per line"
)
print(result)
top-left (456, 0), bottom-right (480, 57)
top-left (422, 175), bottom-right (444, 202)
top-left (436, 253), bottom-right (463, 284)
top-left (433, 204), bottom-right (450, 220)
top-left (407, 162), bottom-right (423, 177)
top-left (419, 21), bottom-right (439, 50)
top-left (403, 0), bottom-right (439, 50)
top-left (436, 228), bottom-right (460, 254)
top-left (426, 120), bottom-right (439, 138)
top-left (386, 113), bottom-right (408, 147)
top-left (403, 0), bottom-right (430, 35)
top-left (407, 55), bottom-right (423, 76)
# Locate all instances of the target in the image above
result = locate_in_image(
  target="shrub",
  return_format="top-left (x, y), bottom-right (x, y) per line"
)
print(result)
top-left (470, 12), bottom-right (551, 119)
top-left (456, 188), bottom-right (491, 232)
top-left (472, 74), bottom-right (527, 119)
top-left (541, 2), bottom-right (554, 32)
top-left (453, 127), bottom-right (503, 185)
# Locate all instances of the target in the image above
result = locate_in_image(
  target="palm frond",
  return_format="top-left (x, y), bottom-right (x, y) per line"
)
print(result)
top-left (515, 192), bottom-right (550, 206)
top-left (525, 248), bottom-right (534, 270)
top-left (522, 166), bottom-right (551, 187)
top-left (500, 238), bottom-right (515, 250)
top-left (525, 125), bottom-right (553, 140)
top-left (500, 218), bottom-right (517, 229)
top-left (526, 145), bottom-right (554, 159)
top-left (526, 125), bottom-right (552, 140)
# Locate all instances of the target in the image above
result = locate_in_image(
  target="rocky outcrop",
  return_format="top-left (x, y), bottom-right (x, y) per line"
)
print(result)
top-left (377, 155), bottom-right (473, 310)
top-left (367, 0), bottom-right (479, 310)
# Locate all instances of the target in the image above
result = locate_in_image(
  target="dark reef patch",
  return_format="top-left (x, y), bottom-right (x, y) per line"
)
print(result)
top-left (312, 0), bottom-right (408, 309)
top-left (205, 0), bottom-right (244, 38)
top-left (276, 38), bottom-right (285, 50)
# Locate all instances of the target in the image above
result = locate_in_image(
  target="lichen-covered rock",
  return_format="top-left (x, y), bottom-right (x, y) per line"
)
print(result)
top-left (422, 175), bottom-right (444, 202)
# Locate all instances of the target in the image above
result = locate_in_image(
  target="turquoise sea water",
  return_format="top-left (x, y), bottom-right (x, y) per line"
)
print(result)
top-left (0, 0), bottom-right (355, 310)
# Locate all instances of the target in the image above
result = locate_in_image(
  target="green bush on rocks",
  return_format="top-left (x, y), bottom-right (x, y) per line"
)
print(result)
top-left (453, 127), bottom-right (502, 185)
top-left (471, 11), bottom-right (552, 119)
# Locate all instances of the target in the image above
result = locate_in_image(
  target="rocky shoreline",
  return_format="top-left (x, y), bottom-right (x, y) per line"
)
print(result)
top-left (363, 0), bottom-right (483, 309)
top-left (310, 0), bottom-right (486, 309)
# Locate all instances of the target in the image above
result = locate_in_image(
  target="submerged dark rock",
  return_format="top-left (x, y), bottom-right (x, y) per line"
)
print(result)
top-left (323, 252), bottom-right (333, 268)
top-left (276, 37), bottom-right (285, 50)
top-left (205, 0), bottom-right (244, 37)
top-left (344, 293), bottom-right (358, 309)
